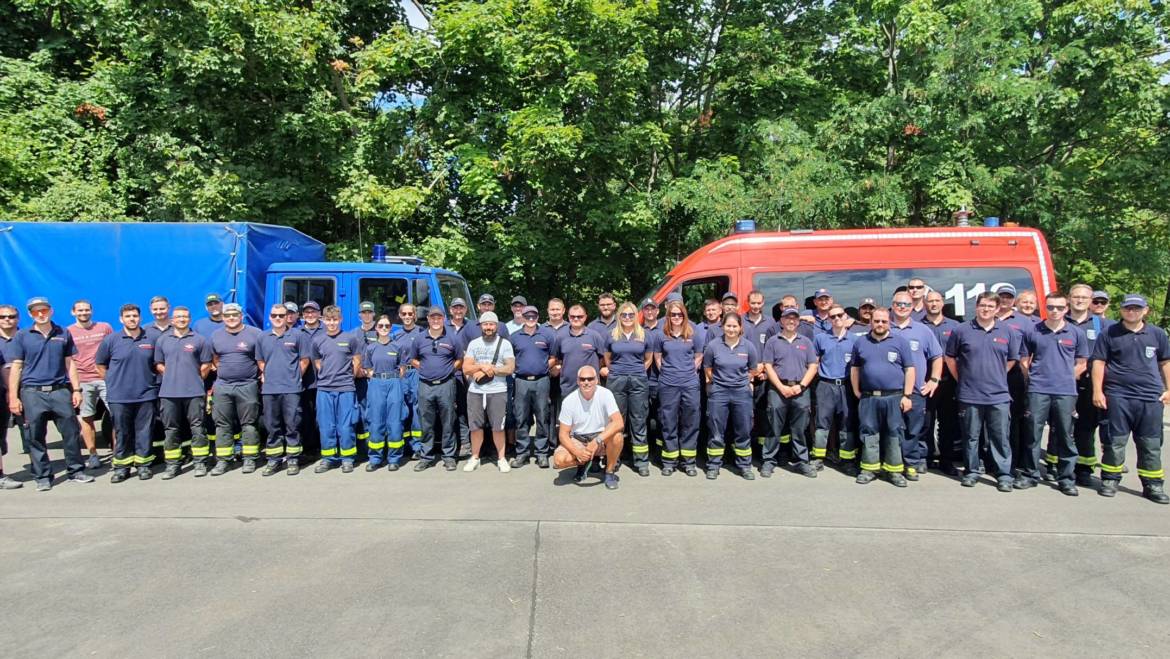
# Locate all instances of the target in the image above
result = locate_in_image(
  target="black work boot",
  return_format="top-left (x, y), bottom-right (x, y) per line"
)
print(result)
top-left (1143, 483), bottom-right (1169, 505)
top-left (1098, 479), bottom-right (1118, 498)
top-left (161, 464), bottom-right (182, 480)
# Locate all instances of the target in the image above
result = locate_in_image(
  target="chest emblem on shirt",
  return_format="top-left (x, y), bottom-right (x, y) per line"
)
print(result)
top-left (909, 340), bottom-right (920, 352)
top-left (993, 337), bottom-right (1008, 345)
top-left (887, 351), bottom-right (898, 363)
top-left (236, 342), bottom-right (248, 350)
top-left (1059, 339), bottom-right (1074, 347)
top-left (1087, 330), bottom-right (1097, 340)
top-left (1146, 346), bottom-right (1156, 359)
top-left (182, 343), bottom-right (196, 352)
top-left (844, 353), bottom-right (852, 363)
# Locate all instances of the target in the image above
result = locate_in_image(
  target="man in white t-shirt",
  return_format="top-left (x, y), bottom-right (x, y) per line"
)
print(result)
top-left (557, 365), bottom-right (624, 490)
top-left (462, 312), bottom-right (515, 472)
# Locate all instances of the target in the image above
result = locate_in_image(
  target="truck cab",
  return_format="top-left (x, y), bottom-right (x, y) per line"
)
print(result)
top-left (265, 257), bottom-right (475, 328)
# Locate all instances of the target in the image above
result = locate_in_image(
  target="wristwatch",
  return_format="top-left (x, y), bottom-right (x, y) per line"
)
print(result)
top-left (929, 377), bottom-right (940, 383)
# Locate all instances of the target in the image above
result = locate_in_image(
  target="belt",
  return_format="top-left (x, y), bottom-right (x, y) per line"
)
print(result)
top-left (781, 379), bottom-right (801, 386)
top-left (421, 374), bottom-right (453, 387)
top-left (517, 374), bottom-right (547, 381)
top-left (370, 372), bottom-right (400, 379)
top-left (22, 383), bottom-right (69, 393)
top-left (820, 378), bottom-right (846, 386)
top-left (862, 389), bottom-right (904, 398)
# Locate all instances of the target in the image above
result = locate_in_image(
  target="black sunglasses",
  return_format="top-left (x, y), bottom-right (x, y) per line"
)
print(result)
top-left (0, 314), bottom-right (16, 319)
top-left (578, 376), bottom-right (597, 382)
top-left (270, 313), bottom-right (287, 318)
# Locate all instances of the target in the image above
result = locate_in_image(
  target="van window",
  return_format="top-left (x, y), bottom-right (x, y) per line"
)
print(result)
top-left (359, 277), bottom-right (409, 319)
top-left (437, 275), bottom-right (476, 321)
top-left (674, 276), bottom-right (729, 316)
top-left (282, 277), bottom-right (335, 308)
top-left (753, 267), bottom-right (1034, 321)
top-left (413, 278), bottom-right (432, 310)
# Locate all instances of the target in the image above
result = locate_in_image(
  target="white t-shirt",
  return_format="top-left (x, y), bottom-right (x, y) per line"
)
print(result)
top-left (558, 386), bottom-right (619, 435)
top-left (465, 336), bottom-right (514, 394)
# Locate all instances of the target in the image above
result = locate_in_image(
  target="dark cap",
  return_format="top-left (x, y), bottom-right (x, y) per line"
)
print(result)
top-left (359, 301), bottom-right (376, 312)
top-left (721, 291), bottom-right (738, 301)
top-left (1121, 294), bottom-right (1147, 308)
top-left (780, 307), bottom-right (801, 318)
top-left (997, 283), bottom-right (1017, 297)
top-left (510, 295), bottom-right (527, 306)
top-left (302, 301), bottom-right (320, 311)
top-left (205, 294), bottom-right (222, 304)
top-left (665, 292), bottom-right (683, 303)
top-left (1092, 290), bottom-right (1110, 302)
top-left (640, 297), bottom-right (658, 309)
top-left (814, 288), bottom-right (831, 299)
top-left (283, 302), bottom-right (299, 313)
top-left (450, 298), bottom-right (467, 308)
top-left (478, 293), bottom-right (495, 305)
top-left (522, 305), bottom-right (539, 317)
top-left (859, 297), bottom-right (876, 308)
top-left (426, 306), bottom-right (445, 317)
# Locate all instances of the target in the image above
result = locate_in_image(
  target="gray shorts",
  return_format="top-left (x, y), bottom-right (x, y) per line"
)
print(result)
top-left (79, 381), bottom-right (108, 418)
top-left (467, 392), bottom-right (507, 432)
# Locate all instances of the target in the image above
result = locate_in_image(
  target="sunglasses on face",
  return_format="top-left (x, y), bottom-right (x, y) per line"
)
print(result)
top-left (270, 313), bottom-right (287, 318)
top-left (829, 312), bottom-right (846, 319)
top-left (224, 313), bottom-right (241, 318)
top-left (401, 312), bottom-right (415, 316)
top-left (908, 285), bottom-right (925, 290)
top-left (1092, 300), bottom-right (1108, 305)
top-left (892, 301), bottom-right (912, 307)
top-left (0, 314), bottom-right (17, 319)
top-left (569, 315), bottom-right (585, 320)
top-left (1045, 305), bottom-right (1067, 311)
top-left (523, 314), bottom-right (538, 320)
top-left (669, 312), bottom-right (684, 318)
top-left (376, 323), bottom-right (392, 328)
top-left (31, 308), bottom-right (51, 314)
top-left (578, 376), bottom-right (597, 383)
top-left (619, 312), bottom-right (635, 319)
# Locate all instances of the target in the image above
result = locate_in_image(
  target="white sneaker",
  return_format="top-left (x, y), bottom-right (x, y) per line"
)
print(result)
top-left (497, 459), bottom-right (511, 473)
top-left (462, 457), bottom-right (480, 472)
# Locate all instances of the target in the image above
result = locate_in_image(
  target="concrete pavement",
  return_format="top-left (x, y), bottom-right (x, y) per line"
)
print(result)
top-left (2, 439), bottom-right (1169, 657)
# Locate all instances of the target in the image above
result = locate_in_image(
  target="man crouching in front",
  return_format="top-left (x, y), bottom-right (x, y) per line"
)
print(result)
top-left (555, 365), bottom-right (624, 490)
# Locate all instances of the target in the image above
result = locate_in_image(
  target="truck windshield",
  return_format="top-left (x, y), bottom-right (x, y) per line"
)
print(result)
top-left (437, 275), bottom-right (476, 322)
top-left (752, 267), bottom-right (1035, 322)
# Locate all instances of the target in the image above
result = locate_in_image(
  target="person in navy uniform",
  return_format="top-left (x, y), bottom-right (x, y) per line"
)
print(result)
top-left (298, 300), bottom-right (324, 457)
top-left (193, 294), bottom-right (225, 338)
top-left (6, 297), bottom-right (95, 491)
top-left (95, 304), bottom-right (160, 482)
top-left (1020, 292), bottom-right (1088, 495)
top-left (553, 306), bottom-right (606, 397)
top-left (0, 303), bottom-right (30, 489)
top-left (510, 306), bottom-right (557, 469)
top-left (312, 305), bottom-right (362, 473)
top-left (702, 312), bottom-right (762, 480)
top-left (392, 304), bottom-right (424, 460)
top-left (256, 303), bottom-right (310, 477)
top-left (410, 306), bottom-right (464, 471)
top-left (1016, 290), bottom-right (1040, 322)
top-left (362, 315), bottom-right (407, 471)
top-left (654, 300), bottom-right (705, 477)
top-left (806, 289), bottom-right (835, 333)
top-left (588, 293), bottom-right (618, 337)
top-left (907, 278), bottom-right (929, 321)
top-left (995, 283), bottom-right (1034, 481)
top-left (209, 302), bottom-right (264, 476)
top-left (762, 307), bottom-right (819, 478)
top-left (1066, 283), bottom-right (1113, 485)
top-left (699, 299), bottom-right (724, 342)
top-left (153, 306), bottom-right (213, 478)
top-left (852, 298), bottom-right (876, 336)
top-left (889, 291), bottom-right (943, 480)
top-left (1090, 290), bottom-right (1111, 319)
top-left (743, 290), bottom-right (775, 452)
top-left (1091, 294), bottom-right (1170, 504)
top-left (604, 302), bottom-right (653, 476)
top-left (922, 290), bottom-right (961, 474)
top-left (946, 291), bottom-right (1022, 492)
top-left (351, 300), bottom-right (378, 453)
top-left (851, 308), bottom-right (915, 487)
top-left (813, 304), bottom-right (858, 475)
top-left (720, 291), bottom-right (739, 317)
top-left (640, 297), bottom-right (664, 459)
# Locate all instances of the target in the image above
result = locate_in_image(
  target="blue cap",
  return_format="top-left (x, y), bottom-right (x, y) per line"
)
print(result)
top-left (450, 298), bottom-right (467, 308)
top-left (1092, 290), bottom-right (1110, 301)
top-left (814, 288), bottom-right (831, 299)
top-left (223, 302), bottom-right (243, 314)
top-left (721, 291), bottom-right (738, 301)
top-left (302, 300), bottom-right (320, 311)
top-left (25, 296), bottom-right (50, 310)
top-left (665, 292), bottom-right (683, 303)
top-left (997, 283), bottom-right (1017, 297)
top-left (478, 293), bottom-right (495, 305)
top-left (780, 307), bottom-right (801, 317)
top-left (1121, 294), bottom-right (1148, 308)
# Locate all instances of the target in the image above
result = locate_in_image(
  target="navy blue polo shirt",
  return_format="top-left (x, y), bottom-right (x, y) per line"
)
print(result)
top-left (945, 320), bottom-right (1021, 405)
top-left (257, 329), bottom-right (310, 395)
top-left (154, 330), bottom-right (212, 398)
top-left (10, 324), bottom-right (77, 387)
top-left (1024, 321), bottom-right (1089, 396)
top-left (811, 314), bottom-right (833, 334)
top-left (193, 317), bottom-right (223, 339)
top-left (1092, 322), bottom-right (1170, 401)
top-left (849, 322), bottom-right (870, 340)
top-left (890, 319), bottom-right (942, 394)
top-left (95, 329), bottom-right (159, 403)
top-left (299, 324), bottom-right (324, 388)
top-left (410, 329), bottom-right (463, 382)
top-left (655, 329), bottom-right (706, 387)
top-left (210, 325), bottom-right (262, 385)
top-left (702, 337), bottom-right (760, 390)
top-left (544, 322), bottom-right (570, 341)
top-left (924, 316), bottom-right (960, 379)
top-left (587, 317), bottom-right (616, 338)
top-left (762, 333), bottom-right (817, 382)
top-left (605, 331), bottom-right (651, 378)
top-left (391, 326), bottom-right (423, 367)
top-left (743, 314), bottom-right (775, 353)
top-left (910, 307), bottom-right (928, 322)
top-left (0, 334), bottom-right (21, 391)
top-left (349, 324), bottom-right (378, 347)
top-left (814, 330), bottom-right (856, 380)
top-left (851, 333), bottom-right (913, 392)
top-left (700, 321), bottom-right (724, 343)
top-left (554, 327), bottom-right (605, 391)
top-left (362, 339), bottom-right (404, 375)
top-left (510, 326), bottom-right (557, 377)
top-left (1070, 314), bottom-right (1114, 354)
top-left (145, 323), bottom-right (172, 340)
top-left (312, 331), bottom-right (359, 392)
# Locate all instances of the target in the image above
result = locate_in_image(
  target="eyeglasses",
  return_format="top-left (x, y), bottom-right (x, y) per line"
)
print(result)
top-left (871, 319), bottom-right (890, 325)
top-left (668, 312), bottom-right (684, 318)
top-left (828, 312), bottom-right (846, 319)
top-left (270, 313), bottom-right (287, 318)
top-left (401, 312), bottom-right (415, 316)
top-left (1092, 299), bottom-right (1108, 305)
top-left (30, 308), bottom-right (51, 315)
top-left (619, 312), bottom-right (635, 319)
top-left (1045, 305), bottom-right (1067, 311)
top-left (224, 313), bottom-right (242, 318)
top-left (569, 314), bottom-right (585, 320)
top-left (375, 323), bottom-right (392, 328)
top-left (1121, 306), bottom-right (1144, 312)
top-left (523, 315), bottom-right (538, 320)
top-left (892, 301), bottom-right (912, 308)
top-left (907, 285), bottom-right (925, 290)
top-left (976, 304), bottom-right (999, 310)
top-left (578, 376), bottom-right (597, 382)
top-left (0, 314), bottom-right (16, 319)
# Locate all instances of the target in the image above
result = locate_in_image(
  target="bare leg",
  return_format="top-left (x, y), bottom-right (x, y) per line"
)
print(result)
top-left (79, 416), bottom-right (98, 455)
top-left (470, 429), bottom-right (484, 459)
top-left (605, 434), bottom-right (624, 474)
top-left (491, 430), bottom-right (506, 460)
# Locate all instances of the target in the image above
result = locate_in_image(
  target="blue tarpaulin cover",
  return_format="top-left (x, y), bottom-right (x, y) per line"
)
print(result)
top-left (0, 222), bottom-right (325, 326)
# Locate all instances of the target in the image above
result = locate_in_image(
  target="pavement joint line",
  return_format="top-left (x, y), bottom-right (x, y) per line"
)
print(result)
top-left (525, 520), bottom-right (541, 659)
top-left (1, 514), bottom-right (1168, 540)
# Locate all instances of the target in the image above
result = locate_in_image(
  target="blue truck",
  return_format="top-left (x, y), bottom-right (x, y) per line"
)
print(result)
top-left (0, 221), bottom-right (475, 327)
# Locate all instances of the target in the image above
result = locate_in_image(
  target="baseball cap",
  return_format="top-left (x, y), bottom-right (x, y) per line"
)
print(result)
top-left (479, 311), bottom-right (499, 324)
top-left (522, 306), bottom-right (539, 317)
top-left (721, 291), bottom-right (738, 301)
top-left (478, 293), bottom-right (495, 305)
top-left (510, 295), bottom-right (527, 306)
top-left (205, 294), bottom-right (222, 304)
top-left (814, 288), bottom-right (831, 299)
top-left (665, 292), bottom-right (683, 303)
top-left (283, 302), bottom-right (299, 313)
top-left (223, 303), bottom-right (243, 314)
top-left (426, 306), bottom-right (445, 317)
top-left (302, 301), bottom-right (320, 311)
top-left (997, 283), bottom-right (1017, 297)
top-left (780, 307), bottom-right (801, 317)
top-left (26, 296), bottom-right (50, 310)
top-left (359, 301), bottom-right (376, 312)
top-left (1121, 294), bottom-right (1148, 308)
top-left (640, 297), bottom-right (658, 309)
top-left (858, 297), bottom-right (876, 308)
top-left (1092, 290), bottom-right (1110, 301)
top-left (450, 298), bottom-right (467, 308)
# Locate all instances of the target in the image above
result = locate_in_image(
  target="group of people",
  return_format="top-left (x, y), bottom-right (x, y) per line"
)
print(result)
top-left (1, 281), bottom-right (1167, 500)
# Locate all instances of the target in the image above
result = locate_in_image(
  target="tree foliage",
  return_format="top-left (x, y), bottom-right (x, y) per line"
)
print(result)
top-left (2, 0), bottom-right (1168, 317)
